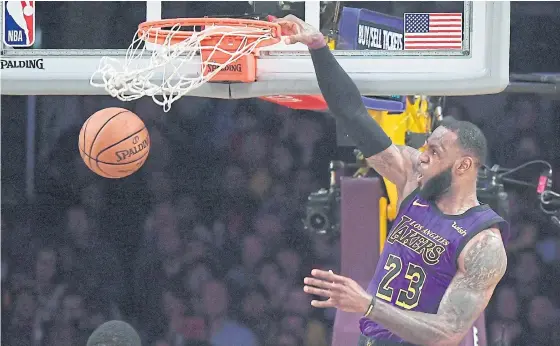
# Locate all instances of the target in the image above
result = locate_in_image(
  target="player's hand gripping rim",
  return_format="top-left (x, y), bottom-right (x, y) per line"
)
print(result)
top-left (272, 14), bottom-right (327, 49)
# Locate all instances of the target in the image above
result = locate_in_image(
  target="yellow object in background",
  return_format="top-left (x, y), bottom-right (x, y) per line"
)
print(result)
top-left (326, 36), bottom-right (336, 50)
top-left (369, 96), bottom-right (432, 221)
top-left (378, 197), bottom-right (388, 252)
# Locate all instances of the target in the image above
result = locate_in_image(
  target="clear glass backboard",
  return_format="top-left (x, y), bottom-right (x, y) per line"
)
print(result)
top-left (0, 1), bottom-right (510, 98)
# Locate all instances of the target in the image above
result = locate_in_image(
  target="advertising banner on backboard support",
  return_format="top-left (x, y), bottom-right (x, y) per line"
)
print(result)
top-left (337, 7), bottom-right (404, 51)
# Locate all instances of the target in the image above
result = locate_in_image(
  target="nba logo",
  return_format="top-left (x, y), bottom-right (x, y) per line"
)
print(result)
top-left (3, 1), bottom-right (35, 47)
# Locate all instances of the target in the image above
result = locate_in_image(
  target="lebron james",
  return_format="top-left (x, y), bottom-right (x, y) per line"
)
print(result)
top-left (274, 16), bottom-right (510, 346)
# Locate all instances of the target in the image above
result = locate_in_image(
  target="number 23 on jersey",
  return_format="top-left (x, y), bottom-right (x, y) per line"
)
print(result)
top-left (376, 254), bottom-right (427, 309)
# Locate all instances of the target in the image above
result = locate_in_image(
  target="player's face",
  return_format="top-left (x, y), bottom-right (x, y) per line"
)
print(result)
top-left (417, 127), bottom-right (460, 201)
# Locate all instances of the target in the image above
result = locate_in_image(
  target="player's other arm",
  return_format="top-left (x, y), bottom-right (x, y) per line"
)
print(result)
top-left (367, 229), bottom-right (507, 346)
top-left (275, 15), bottom-right (420, 199)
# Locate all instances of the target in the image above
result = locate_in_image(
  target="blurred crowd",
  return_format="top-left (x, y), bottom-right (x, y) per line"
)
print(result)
top-left (2, 92), bottom-right (560, 346)
top-left (2, 96), bottom-right (339, 346)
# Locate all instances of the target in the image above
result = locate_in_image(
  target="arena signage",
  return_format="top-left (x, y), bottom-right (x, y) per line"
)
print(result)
top-left (337, 7), bottom-right (404, 51)
top-left (356, 19), bottom-right (403, 50)
top-left (0, 58), bottom-right (44, 69)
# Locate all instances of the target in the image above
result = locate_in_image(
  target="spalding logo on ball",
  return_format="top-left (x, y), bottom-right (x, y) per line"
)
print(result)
top-left (79, 107), bottom-right (150, 178)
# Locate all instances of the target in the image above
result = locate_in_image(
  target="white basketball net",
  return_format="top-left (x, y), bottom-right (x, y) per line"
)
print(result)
top-left (90, 23), bottom-right (275, 112)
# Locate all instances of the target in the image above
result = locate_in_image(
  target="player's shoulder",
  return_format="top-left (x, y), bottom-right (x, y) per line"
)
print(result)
top-left (457, 228), bottom-right (507, 285)
top-left (460, 227), bottom-right (505, 258)
top-left (465, 227), bottom-right (504, 247)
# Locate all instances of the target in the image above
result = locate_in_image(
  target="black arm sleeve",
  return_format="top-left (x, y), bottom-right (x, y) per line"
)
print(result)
top-left (309, 46), bottom-right (392, 157)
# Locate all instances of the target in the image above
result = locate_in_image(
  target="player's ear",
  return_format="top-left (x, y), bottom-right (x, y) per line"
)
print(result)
top-left (455, 156), bottom-right (474, 174)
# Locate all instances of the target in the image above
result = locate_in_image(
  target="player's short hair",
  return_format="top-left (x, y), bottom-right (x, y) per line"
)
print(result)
top-left (440, 117), bottom-right (488, 167)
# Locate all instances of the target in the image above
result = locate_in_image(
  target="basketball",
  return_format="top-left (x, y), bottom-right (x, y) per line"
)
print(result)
top-left (78, 107), bottom-right (150, 179)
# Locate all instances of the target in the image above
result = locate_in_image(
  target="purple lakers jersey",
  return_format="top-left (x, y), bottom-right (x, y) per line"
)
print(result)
top-left (359, 190), bottom-right (509, 342)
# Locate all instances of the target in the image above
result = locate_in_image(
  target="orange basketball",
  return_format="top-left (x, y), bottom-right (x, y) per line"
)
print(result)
top-left (78, 107), bottom-right (150, 179)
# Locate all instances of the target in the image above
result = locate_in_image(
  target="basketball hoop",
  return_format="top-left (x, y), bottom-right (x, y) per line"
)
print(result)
top-left (90, 18), bottom-right (281, 111)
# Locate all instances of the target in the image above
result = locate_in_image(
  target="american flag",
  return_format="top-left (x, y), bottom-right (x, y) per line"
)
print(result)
top-left (404, 13), bottom-right (463, 50)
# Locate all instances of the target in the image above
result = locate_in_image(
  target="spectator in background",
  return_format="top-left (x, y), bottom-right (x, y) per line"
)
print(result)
top-left (537, 236), bottom-right (560, 267)
top-left (506, 131), bottom-right (545, 169)
top-left (184, 240), bottom-right (214, 268)
top-left (64, 206), bottom-right (124, 309)
top-left (276, 333), bottom-right (302, 346)
top-left (214, 164), bottom-right (257, 236)
top-left (44, 323), bottom-right (76, 346)
top-left (158, 287), bottom-right (189, 345)
top-left (270, 141), bottom-right (300, 182)
top-left (279, 314), bottom-right (306, 346)
top-left (239, 131), bottom-right (270, 173)
top-left (202, 280), bottom-right (259, 346)
top-left (2, 208), bottom-right (36, 277)
top-left (253, 212), bottom-right (285, 249)
top-left (239, 287), bottom-right (271, 343)
top-left (147, 170), bottom-right (174, 204)
top-left (32, 247), bottom-right (67, 344)
top-left (489, 285), bottom-right (522, 345)
top-left (59, 292), bottom-right (90, 343)
top-left (134, 226), bottom-right (186, 341)
top-left (293, 117), bottom-right (326, 169)
top-left (444, 101), bottom-right (472, 122)
top-left (275, 248), bottom-right (303, 286)
top-left (80, 182), bottom-right (105, 221)
top-left (507, 218), bottom-right (539, 254)
top-left (522, 295), bottom-right (558, 346)
top-left (256, 260), bottom-right (289, 312)
top-left (282, 288), bottom-right (329, 346)
top-left (184, 260), bottom-right (216, 316)
top-left (493, 94), bottom-right (550, 167)
top-left (142, 129), bottom-right (172, 175)
top-left (5, 289), bottom-right (37, 346)
top-left (513, 251), bottom-right (543, 301)
top-left (42, 291), bottom-right (90, 346)
top-left (173, 194), bottom-right (200, 232)
top-left (505, 94), bottom-right (542, 134)
top-left (227, 233), bottom-right (266, 291)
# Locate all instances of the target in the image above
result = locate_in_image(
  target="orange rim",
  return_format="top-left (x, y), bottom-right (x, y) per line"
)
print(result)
top-left (138, 17), bottom-right (282, 47)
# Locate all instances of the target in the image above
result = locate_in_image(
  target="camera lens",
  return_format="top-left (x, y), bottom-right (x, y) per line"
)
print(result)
top-left (307, 212), bottom-right (330, 233)
top-left (309, 213), bottom-right (327, 229)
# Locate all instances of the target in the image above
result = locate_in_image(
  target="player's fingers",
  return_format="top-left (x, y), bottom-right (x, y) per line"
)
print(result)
top-left (311, 269), bottom-right (347, 284)
top-left (273, 16), bottom-right (293, 23)
top-left (311, 299), bottom-right (336, 309)
top-left (303, 285), bottom-right (332, 298)
top-left (283, 32), bottom-right (302, 44)
top-left (279, 14), bottom-right (305, 25)
top-left (304, 277), bottom-right (338, 290)
top-left (284, 35), bottom-right (297, 45)
top-left (274, 20), bottom-right (300, 35)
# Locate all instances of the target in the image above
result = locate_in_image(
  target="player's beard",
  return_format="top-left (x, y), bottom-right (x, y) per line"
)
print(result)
top-left (418, 166), bottom-right (453, 201)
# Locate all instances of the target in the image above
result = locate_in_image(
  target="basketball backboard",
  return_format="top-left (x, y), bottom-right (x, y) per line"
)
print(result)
top-left (0, 1), bottom-right (510, 98)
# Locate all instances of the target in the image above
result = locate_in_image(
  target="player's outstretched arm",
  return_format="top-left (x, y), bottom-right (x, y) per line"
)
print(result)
top-left (367, 229), bottom-right (507, 346)
top-left (274, 15), bottom-right (420, 198)
top-left (304, 229), bottom-right (507, 346)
